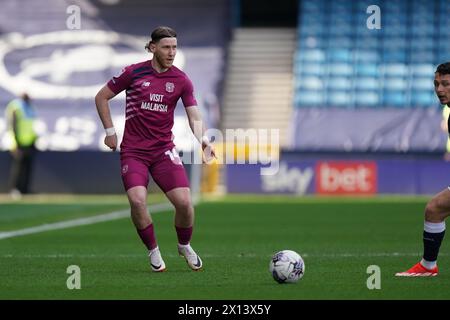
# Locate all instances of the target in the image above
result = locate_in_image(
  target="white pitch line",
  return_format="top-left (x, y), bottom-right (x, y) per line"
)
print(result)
top-left (0, 202), bottom-right (174, 240)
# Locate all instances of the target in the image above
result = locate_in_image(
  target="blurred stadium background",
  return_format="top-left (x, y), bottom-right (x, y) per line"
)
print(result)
top-left (1, 0), bottom-right (450, 196)
top-left (1, 0), bottom-right (450, 300)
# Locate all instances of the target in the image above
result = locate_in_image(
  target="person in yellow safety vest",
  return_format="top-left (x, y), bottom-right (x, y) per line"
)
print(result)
top-left (5, 93), bottom-right (38, 198)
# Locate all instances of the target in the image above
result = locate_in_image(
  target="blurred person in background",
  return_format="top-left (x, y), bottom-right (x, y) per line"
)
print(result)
top-left (5, 93), bottom-right (38, 199)
top-left (396, 62), bottom-right (450, 277)
top-left (95, 26), bottom-right (215, 273)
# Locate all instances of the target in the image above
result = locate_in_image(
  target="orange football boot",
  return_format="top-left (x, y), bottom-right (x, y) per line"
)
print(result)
top-left (395, 262), bottom-right (438, 277)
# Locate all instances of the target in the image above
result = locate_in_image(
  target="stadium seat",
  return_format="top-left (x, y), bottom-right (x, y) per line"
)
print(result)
top-left (297, 63), bottom-right (325, 76)
top-left (296, 76), bottom-right (324, 90)
top-left (382, 50), bottom-right (407, 63)
top-left (296, 50), bottom-right (326, 62)
top-left (437, 51), bottom-right (450, 64)
top-left (383, 26), bottom-right (407, 37)
top-left (437, 40), bottom-right (450, 52)
top-left (383, 78), bottom-right (408, 91)
top-left (354, 91), bottom-right (380, 106)
top-left (328, 63), bottom-right (353, 76)
top-left (299, 36), bottom-right (325, 49)
top-left (354, 77), bottom-right (380, 90)
top-left (355, 64), bottom-right (379, 78)
top-left (410, 91), bottom-right (436, 106)
top-left (411, 24), bottom-right (435, 37)
top-left (410, 77), bottom-right (433, 90)
top-left (299, 24), bottom-right (325, 36)
top-left (409, 64), bottom-right (435, 76)
top-left (383, 14), bottom-right (408, 24)
top-left (382, 37), bottom-right (408, 50)
top-left (327, 91), bottom-right (352, 106)
top-left (383, 91), bottom-right (408, 106)
top-left (328, 24), bottom-right (353, 36)
top-left (410, 37), bottom-right (435, 49)
top-left (354, 51), bottom-right (380, 63)
top-left (296, 90), bottom-right (324, 106)
top-left (410, 52), bottom-right (435, 63)
top-left (326, 77), bottom-right (352, 90)
top-left (300, 0), bottom-right (326, 12)
top-left (355, 38), bottom-right (380, 49)
top-left (327, 49), bottom-right (352, 62)
top-left (327, 37), bottom-right (353, 48)
top-left (381, 64), bottom-right (409, 77)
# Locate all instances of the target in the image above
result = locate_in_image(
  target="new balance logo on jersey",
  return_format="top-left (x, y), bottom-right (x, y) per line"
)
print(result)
top-left (142, 81), bottom-right (151, 87)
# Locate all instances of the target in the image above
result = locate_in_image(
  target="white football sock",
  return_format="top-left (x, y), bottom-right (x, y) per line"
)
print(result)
top-left (424, 221), bottom-right (446, 233)
top-left (420, 258), bottom-right (437, 270)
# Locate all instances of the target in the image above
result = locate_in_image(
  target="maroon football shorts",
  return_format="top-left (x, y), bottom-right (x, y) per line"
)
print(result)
top-left (120, 147), bottom-right (189, 193)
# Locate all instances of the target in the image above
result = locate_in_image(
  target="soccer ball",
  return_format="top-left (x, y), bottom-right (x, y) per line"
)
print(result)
top-left (269, 250), bottom-right (305, 284)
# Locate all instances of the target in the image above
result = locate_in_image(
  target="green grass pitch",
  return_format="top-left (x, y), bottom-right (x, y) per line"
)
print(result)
top-left (0, 194), bottom-right (449, 299)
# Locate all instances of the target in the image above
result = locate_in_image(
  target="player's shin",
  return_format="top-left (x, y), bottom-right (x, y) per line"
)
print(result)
top-left (175, 225), bottom-right (193, 245)
top-left (422, 221), bottom-right (446, 269)
top-left (137, 223), bottom-right (158, 250)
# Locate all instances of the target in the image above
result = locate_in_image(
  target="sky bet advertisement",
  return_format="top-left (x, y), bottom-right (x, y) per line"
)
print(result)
top-left (226, 159), bottom-right (450, 195)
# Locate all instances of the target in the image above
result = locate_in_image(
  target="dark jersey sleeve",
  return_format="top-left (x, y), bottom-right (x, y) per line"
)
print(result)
top-left (106, 66), bottom-right (133, 94)
top-left (181, 76), bottom-right (198, 108)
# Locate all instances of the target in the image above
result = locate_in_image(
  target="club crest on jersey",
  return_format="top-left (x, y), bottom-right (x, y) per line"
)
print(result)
top-left (122, 164), bottom-right (128, 174)
top-left (165, 82), bottom-right (175, 93)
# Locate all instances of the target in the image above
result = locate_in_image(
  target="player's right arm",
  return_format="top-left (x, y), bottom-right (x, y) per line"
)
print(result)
top-left (95, 85), bottom-right (118, 151)
top-left (95, 66), bottom-right (132, 151)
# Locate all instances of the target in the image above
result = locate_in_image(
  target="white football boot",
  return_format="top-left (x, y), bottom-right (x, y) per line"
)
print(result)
top-left (178, 244), bottom-right (203, 271)
top-left (148, 246), bottom-right (166, 272)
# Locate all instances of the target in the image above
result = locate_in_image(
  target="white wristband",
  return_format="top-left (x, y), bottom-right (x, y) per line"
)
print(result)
top-left (201, 135), bottom-right (210, 145)
top-left (105, 127), bottom-right (116, 136)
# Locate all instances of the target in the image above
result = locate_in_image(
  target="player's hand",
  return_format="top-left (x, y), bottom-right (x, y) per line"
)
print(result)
top-left (202, 142), bottom-right (217, 164)
top-left (104, 134), bottom-right (117, 151)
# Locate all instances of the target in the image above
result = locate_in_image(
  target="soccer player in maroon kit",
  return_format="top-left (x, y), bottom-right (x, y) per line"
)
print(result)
top-left (95, 26), bottom-right (215, 272)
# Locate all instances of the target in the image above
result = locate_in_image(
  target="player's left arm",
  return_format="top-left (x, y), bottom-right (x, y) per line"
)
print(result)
top-left (185, 106), bottom-right (216, 162)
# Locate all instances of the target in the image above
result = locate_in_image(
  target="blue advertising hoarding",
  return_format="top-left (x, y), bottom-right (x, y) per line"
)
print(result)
top-left (226, 158), bottom-right (450, 195)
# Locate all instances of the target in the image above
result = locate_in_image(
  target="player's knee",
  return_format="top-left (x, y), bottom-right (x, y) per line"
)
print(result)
top-left (128, 194), bottom-right (147, 211)
top-left (425, 199), bottom-right (442, 222)
top-left (174, 196), bottom-right (192, 213)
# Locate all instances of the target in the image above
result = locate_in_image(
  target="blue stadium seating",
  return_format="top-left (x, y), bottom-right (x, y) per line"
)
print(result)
top-left (294, 0), bottom-right (446, 108)
top-left (410, 91), bottom-right (435, 106)
top-left (409, 64), bottom-right (435, 76)
top-left (296, 63), bottom-right (326, 76)
top-left (354, 91), bottom-right (380, 106)
top-left (382, 91), bottom-right (408, 107)
top-left (296, 90), bottom-right (324, 106)
top-left (410, 52), bottom-right (435, 63)
top-left (327, 77), bottom-right (352, 90)
top-left (410, 77), bottom-right (433, 91)
top-left (327, 91), bottom-right (352, 106)
top-left (354, 77), bottom-right (380, 90)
